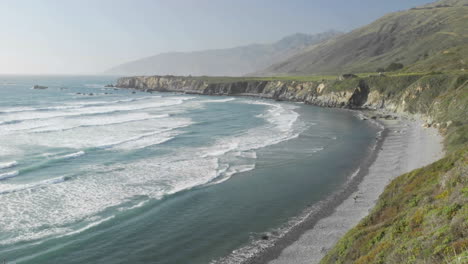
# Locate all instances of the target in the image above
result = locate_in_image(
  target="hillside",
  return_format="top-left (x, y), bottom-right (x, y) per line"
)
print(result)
top-left (105, 31), bottom-right (340, 76)
top-left (257, 0), bottom-right (468, 75)
top-left (321, 147), bottom-right (467, 264)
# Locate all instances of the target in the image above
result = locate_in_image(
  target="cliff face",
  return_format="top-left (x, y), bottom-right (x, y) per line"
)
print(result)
top-left (117, 76), bottom-right (389, 109)
top-left (117, 73), bottom-right (467, 149)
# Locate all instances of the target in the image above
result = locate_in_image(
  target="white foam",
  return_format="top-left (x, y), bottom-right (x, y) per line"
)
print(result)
top-left (0, 161), bottom-right (17, 169)
top-left (211, 164), bottom-right (256, 185)
top-left (30, 113), bottom-right (168, 133)
top-left (201, 141), bottom-right (240, 157)
top-left (112, 132), bottom-right (177, 150)
top-left (0, 97), bottom-right (304, 247)
top-left (0, 116), bottom-right (193, 159)
top-left (199, 98), bottom-right (236, 103)
top-left (59, 151), bottom-right (86, 159)
top-left (0, 155), bottom-right (220, 245)
top-left (0, 96), bottom-right (189, 124)
top-left (0, 170), bottom-right (19, 180)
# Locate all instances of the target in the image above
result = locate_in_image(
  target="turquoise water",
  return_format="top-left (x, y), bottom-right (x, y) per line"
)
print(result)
top-left (0, 76), bottom-right (378, 264)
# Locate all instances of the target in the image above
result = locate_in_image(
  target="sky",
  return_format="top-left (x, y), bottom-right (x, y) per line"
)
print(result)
top-left (0, 0), bottom-right (435, 75)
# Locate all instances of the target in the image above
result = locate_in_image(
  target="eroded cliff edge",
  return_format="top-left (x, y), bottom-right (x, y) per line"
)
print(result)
top-left (117, 74), bottom-right (467, 150)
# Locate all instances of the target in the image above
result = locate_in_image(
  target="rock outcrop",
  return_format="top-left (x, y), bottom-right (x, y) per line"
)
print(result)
top-left (32, 85), bottom-right (48, 89)
top-left (116, 76), bottom-right (381, 109)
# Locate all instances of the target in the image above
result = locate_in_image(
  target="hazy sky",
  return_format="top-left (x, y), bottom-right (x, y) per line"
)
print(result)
top-left (0, 0), bottom-right (434, 74)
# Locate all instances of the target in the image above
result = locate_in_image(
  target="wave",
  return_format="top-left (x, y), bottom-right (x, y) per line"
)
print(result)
top-left (98, 123), bottom-right (189, 150)
top-left (201, 141), bottom-right (239, 158)
top-left (195, 101), bottom-right (304, 185)
top-left (0, 96), bottom-right (181, 124)
top-left (59, 151), bottom-right (86, 159)
top-left (29, 113), bottom-right (169, 134)
top-left (209, 164), bottom-right (256, 185)
top-left (0, 96), bottom-right (152, 114)
top-left (0, 176), bottom-right (70, 195)
top-left (0, 161), bottom-right (17, 169)
top-left (112, 133), bottom-right (176, 151)
top-left (0, 98), bottom-right (304, 247)
top-left (0, 171), bottom-right (19, 180)
top-left (199, 98), bottom-right (236, 103)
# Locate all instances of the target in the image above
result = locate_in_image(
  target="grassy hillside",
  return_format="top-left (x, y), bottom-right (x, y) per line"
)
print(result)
top-left (257, 0), bottom-right (468, 75)
top-left (321, 148), bottom-right (467, 264)
top-left (319, 75), bottom-right (468, 262)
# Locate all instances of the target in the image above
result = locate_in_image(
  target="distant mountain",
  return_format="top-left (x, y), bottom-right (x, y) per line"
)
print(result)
top-left (105, 31), bottom-right (341, 76)
top-left (257, 0), bottom-right (468, 75)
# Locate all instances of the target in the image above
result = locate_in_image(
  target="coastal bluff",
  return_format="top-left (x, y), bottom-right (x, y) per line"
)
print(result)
top-left (116, 74), bottom-right (467, 137)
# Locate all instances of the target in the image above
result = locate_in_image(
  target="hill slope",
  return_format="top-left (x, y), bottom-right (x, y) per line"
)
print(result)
top-left (258, 0), bottom-right (468, 75)
top-left (105, 31), bottom-right (340, 76)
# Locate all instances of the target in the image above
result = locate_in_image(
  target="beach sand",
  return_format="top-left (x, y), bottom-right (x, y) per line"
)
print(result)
top-left (267, 116), bottom-right (444, 264)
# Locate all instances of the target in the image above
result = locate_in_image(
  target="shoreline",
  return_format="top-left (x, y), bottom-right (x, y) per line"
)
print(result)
top-left (114, 85), bottom-right (446, 263)
top-left (260, 113), bottom-right (444, 264)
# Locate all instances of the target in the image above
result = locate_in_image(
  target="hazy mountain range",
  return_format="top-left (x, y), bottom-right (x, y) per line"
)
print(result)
top-left (108, 0), bottom-right (467, 77)
top-left (105, 31), bottom-right (342, 76)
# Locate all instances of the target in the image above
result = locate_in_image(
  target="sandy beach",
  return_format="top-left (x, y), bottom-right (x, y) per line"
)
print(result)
top-left (267, 115), bottom-right (445, 264)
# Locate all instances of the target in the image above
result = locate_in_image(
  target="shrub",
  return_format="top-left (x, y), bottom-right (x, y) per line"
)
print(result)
top-left (386, 62), bottom-right (404, 72)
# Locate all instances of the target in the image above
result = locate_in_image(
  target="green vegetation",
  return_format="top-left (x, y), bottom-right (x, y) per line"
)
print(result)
top-left (162, 71), bottom-right (448, 84)
top-left (317, 71), bottom-right (468, 263)
top-left (383, 62), bottom-right (405, 72)
top-left (404, 44), bottom-right (468, 73)
top-left (259, 0), bottom-right (468, 76)
top-left (321, 148), bottom-right (467, 264)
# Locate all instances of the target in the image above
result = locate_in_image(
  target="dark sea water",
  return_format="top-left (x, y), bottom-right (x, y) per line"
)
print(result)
top-left (0, 76), bottom-right (378, 264)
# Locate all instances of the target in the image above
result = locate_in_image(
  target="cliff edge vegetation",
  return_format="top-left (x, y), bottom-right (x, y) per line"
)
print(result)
top-left (320, 148), bottom-right (467, 264)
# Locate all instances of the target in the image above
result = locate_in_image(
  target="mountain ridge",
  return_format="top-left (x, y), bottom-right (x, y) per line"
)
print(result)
top-left (105, 31), bottom-right (341, 76)
top-left (256, 0), bottom-right (468, 75)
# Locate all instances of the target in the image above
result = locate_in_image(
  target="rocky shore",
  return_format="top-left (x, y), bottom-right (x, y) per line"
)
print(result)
top-left (115, 74), bottom-right (462, 131)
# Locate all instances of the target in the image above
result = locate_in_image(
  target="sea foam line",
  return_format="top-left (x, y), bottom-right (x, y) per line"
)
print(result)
top-left (0, 97), bottom-right (189, 124)
top-left (0, 171), bottom-right (19, 181)
top-left (59, 151), bottom-right (86, 159)
top-left (0, 161), bottom-right (17, 169)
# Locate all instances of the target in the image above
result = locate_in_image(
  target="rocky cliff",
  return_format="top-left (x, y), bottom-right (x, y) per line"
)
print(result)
top-left (116, 74), bottom-right (467, 142)
top-left (117, 75), bottom-right (390, 109)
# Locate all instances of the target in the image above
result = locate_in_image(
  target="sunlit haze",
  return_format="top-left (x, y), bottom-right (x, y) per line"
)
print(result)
top-left (1, 0), bottom-right (433, 74)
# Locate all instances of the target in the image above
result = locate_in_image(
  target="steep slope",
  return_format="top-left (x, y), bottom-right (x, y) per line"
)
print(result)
top-left (321, 147), bottom-right (467, 264)
top-left (105, 31), bottom-right (340, 76)
top-left (258, 0), bottom-right (468, 75)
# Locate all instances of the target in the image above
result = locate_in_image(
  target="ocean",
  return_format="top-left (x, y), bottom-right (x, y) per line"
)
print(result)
top-left (0, 75), bottom-right (379, 264)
